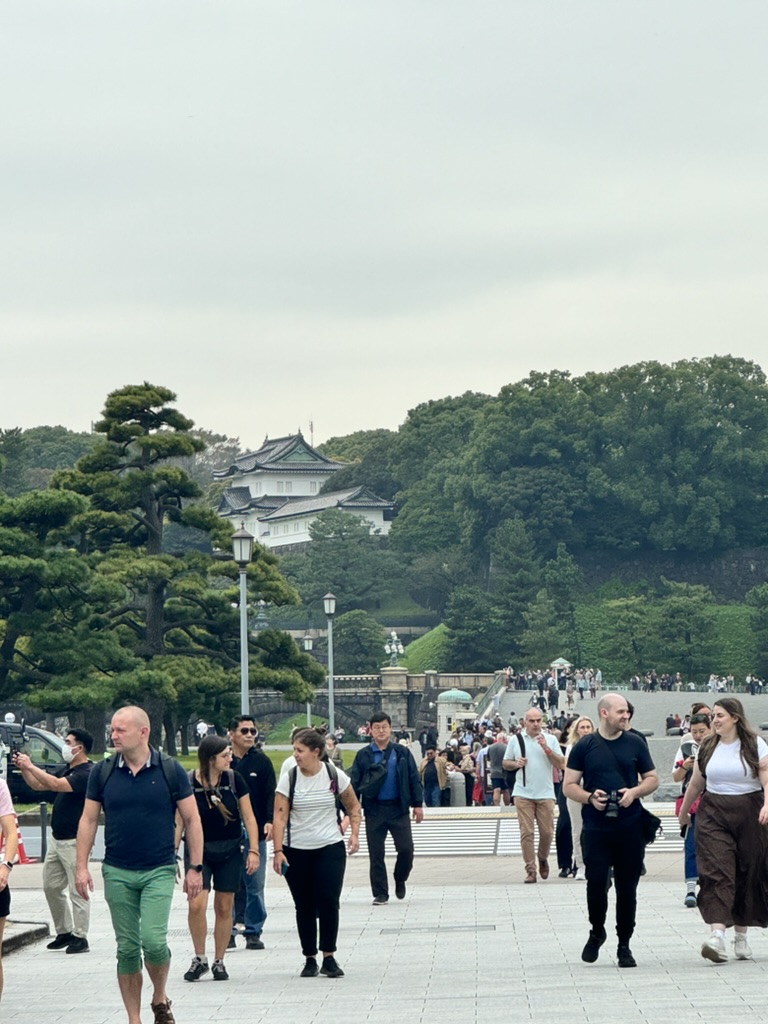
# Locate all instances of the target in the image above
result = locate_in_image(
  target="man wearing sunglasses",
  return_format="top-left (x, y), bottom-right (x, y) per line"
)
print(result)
top-left (228, 715), bottom-right (276, 951)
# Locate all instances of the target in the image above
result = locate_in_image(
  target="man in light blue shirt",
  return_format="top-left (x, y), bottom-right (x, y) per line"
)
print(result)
top-left (503, 709), bottom-right (564, 884)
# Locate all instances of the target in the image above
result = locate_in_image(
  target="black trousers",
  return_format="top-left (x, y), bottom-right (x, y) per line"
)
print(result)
top-left (364, 803), bottom-right (414, 898)
top-left (555, 787), bottom-right (573, 870)
top-left (582, 821), bottom-right (645, 943)
top-left (284, 841), bottom-right (346, 956)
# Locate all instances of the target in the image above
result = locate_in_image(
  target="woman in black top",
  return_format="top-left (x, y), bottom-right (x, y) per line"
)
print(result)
top-left (175, 736), bottom-right (260, 982)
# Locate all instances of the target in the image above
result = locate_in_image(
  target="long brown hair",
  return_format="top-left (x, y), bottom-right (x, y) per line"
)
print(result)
top-left (197, 735), bottom-right (235, 822)
top-left (697, 698), bottom-right (760, 778)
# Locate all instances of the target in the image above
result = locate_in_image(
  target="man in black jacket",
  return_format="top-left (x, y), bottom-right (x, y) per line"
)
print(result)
top-left (348, 712), bottom-right (423, 905)
top-left (228, 715), bottom-right (276, 949)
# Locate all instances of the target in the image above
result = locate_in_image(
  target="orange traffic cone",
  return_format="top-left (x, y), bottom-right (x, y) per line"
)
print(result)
top-left (0, 813), bottom-right (37, 864)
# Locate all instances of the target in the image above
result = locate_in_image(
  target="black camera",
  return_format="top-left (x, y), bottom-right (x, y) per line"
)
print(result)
top-left (605, 790), bottom-right (620, 819)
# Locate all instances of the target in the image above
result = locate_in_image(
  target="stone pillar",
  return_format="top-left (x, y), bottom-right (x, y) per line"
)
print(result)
top-left (380, 667), bottom-right (410, 731)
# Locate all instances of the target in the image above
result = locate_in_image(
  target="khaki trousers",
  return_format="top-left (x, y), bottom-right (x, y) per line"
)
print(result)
top-left (43, 836), bottom-right (90, 938)
top-left (515, 797), bottom-right (555, 876)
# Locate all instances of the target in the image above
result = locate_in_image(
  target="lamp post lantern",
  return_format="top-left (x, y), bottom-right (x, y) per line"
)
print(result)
top-left (232, 522), bottom-right (254, 715)
top-left (384, 629), bottom-right (404, 667)
top-left (303, 633), bottom-right (314, 727)
top-left (323, 593), bottom-right (336, 734)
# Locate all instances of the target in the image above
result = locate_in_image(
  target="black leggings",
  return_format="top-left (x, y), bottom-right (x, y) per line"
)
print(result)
top-left (284, 841), bottom-right (346, 956)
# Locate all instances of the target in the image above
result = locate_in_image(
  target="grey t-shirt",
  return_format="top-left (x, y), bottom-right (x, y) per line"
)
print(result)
top-left (488, 742), bottom-right (507, 778)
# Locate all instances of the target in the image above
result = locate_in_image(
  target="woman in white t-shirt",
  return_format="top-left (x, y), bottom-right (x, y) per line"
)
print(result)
top-left (272, 728), bottom-right (360, 979)
top-left (679, 698), bottom-right (768, 964)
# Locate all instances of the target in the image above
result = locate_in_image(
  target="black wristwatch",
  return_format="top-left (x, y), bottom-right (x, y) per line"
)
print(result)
top-left (190, 864), bottom-right (204, 873)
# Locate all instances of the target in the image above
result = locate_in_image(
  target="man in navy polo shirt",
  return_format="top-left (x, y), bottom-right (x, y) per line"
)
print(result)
top-left (76, 707), bottom-right (203, 1024)
top-left (348, 712), bottom-right (423, 905)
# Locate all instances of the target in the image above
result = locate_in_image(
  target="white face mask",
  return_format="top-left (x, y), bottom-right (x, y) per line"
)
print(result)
top-left (62, 744), bottom-right (79, 764)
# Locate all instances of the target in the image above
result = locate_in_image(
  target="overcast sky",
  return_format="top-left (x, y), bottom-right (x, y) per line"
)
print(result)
top-left (2, 3), bottom-right (767, 451)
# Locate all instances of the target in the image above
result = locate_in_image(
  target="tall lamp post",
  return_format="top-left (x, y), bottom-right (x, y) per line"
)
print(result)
top-left (324, 592), bottom-right (336, 734)
top-left (303, 633), bottom-right (314, 727)
top-left (232, 522), bottom-right (254, 715)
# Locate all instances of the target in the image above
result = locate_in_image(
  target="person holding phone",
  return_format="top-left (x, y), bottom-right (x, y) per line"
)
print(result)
top-left (272, 728), bottom-right (360, 979)
top-left (672, 712), bottom-right (712, 908)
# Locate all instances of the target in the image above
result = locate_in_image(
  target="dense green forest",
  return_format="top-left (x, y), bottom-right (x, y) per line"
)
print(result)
top-left (3, 356), bottom-right (768, 694)
top-left (310, 355), bottom-right (768, 681)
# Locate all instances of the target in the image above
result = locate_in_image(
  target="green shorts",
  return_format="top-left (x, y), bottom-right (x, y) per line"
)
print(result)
top-left (102, 863), bottom-right (176, 975)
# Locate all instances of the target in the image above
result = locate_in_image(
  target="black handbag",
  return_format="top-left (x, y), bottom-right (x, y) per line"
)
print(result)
top-left (639, 805), bottom-right (663, 845)
top-left (358, 745), bottom-right (394, 799)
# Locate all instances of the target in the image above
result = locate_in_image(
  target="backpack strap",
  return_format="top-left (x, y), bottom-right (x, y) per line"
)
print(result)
top-left (516, 733), bottom-right (526, 788)
top-left (325, 761), bottom-right (343, 828)
top-left (159, 752), bottom-right (181, 804)
top-left (286, 766), bottom-right (298, 847)
top-left (91, 755), bottom-right (117, 803)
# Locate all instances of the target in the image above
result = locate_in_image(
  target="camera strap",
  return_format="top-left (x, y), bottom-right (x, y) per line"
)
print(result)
top-left (595, 734), bottom-right (635, 791)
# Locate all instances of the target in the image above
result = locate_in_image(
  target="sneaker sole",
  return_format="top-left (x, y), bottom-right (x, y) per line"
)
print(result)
top-left (734, 948), bottom-right (752, 960)
top-left (701, 943), bottom-right (728, 964)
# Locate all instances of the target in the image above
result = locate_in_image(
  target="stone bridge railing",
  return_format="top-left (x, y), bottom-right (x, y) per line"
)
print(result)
top-left (249, 669), bottom-right (496, 731)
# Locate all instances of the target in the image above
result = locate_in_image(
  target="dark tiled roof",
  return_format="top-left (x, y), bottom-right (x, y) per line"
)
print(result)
top-left (216, 489), bottom-right (286, 515)
top-left (259, 486), bottom-right (394, 522)
top-left (213, 433), bottom-right (345, 480)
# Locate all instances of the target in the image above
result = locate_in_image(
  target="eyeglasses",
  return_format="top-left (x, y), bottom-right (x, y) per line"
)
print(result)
top-left (239, 728), bottom-right (257, 735)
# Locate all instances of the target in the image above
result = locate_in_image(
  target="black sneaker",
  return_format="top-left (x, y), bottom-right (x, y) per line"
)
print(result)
top-left (395, 880), bottom-right (406, 900)
top-left (581, 928), bottom-right (607, 963)
top-left (184, 956), bottom-right (209, 982)
top-left (617, 944), bottom-right (637, 968)
top-left (245, 934), bottom-right (265, 950)
top-left (301, 957), bottom-right (319, 977)
top-left (320, 955), bottom-right (345, 978)
top-left (558, 868), bottom-right (570, 878)
top-left (65, 937), bottom-right (90, 954)
top-left (47, 932), bottom-right (74, 950)
top-left (227, 934), bottom-right (237, 950)
top-left (372, 895), bottom-right (388, 905)
top-left (211, 959), bottom-right (229, 981)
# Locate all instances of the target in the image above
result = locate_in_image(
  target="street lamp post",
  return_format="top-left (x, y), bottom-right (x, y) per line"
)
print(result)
top-left (303, 633), bottom-right (314, 727)
top-left (384, 629), bottom-right (404, 667)
top-left (323, 593), bottom-right (336, 734)
top-left (232, 522), bottom-right (255, 715)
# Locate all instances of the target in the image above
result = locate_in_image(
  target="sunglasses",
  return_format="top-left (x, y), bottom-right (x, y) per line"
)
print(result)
top-left (239, 728), bottom-right (257, 735)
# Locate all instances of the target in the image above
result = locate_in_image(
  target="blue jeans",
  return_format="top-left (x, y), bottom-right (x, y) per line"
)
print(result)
top-left (424, 784), bottom-right (442, 808)
top-left (232, 837), bottom-right (267, 936)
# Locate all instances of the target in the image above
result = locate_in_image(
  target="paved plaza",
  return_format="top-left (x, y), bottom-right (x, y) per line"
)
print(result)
top-left (3, 850), bottom-right (767, 1024)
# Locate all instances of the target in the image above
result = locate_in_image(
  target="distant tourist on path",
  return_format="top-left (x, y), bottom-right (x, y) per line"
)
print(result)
top-left (348, 712), bottom-right (423, 905)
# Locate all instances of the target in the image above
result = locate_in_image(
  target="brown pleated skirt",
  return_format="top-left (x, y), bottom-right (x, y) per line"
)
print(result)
top-left (695, 790), bottom-right (768, 928)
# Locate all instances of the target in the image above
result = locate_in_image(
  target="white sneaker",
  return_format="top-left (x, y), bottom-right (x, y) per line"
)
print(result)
top-left (701, 934), bottom-right (728, 963)
top-left (574, 868), bottom-right (586, 881)
top-left (734, 934), bottom-right (753, 960)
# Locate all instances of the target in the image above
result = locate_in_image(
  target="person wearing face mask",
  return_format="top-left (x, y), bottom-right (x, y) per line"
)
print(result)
top-left (14, 728), bottom-right (95, 954)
